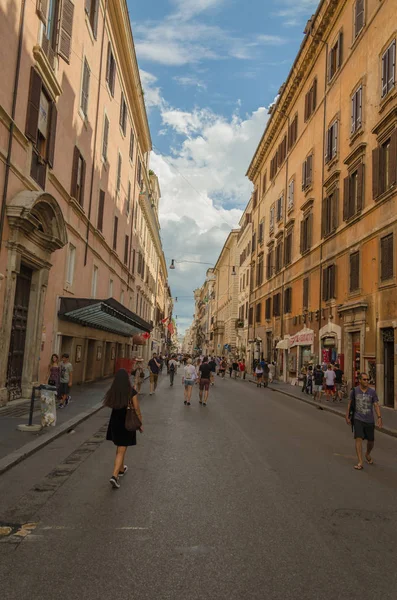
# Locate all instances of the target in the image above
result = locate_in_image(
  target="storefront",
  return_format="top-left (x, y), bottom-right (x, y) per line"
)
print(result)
top-left (288, 328), bottom-right (315, 378)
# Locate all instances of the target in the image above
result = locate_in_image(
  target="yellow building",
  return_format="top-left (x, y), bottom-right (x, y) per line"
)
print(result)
top-left (236, 198), bottom-right (253, 362)
top-left (247, 0), bottom-right (397, 407)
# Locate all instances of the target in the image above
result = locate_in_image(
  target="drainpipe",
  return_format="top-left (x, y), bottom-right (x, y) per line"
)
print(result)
top-left (84, 0), bottom-right (109, 266)
top-left (0, 0), bottom-right (27, 250)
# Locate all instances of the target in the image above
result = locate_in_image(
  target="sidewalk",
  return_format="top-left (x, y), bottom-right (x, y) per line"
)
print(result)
top-left (265, 379), bottom-right (397, 438)
top-left (0, 370), bottom-right (150, 474)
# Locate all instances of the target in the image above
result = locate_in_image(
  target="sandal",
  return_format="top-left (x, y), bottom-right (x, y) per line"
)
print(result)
top-left (365, 455), bottom-right (374, 465)
top-left (354, 464), bottom-right (363, 470)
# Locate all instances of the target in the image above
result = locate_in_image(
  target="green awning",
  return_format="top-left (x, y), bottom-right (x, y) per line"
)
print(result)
top-left (58, 298), bottom-right (152, 337)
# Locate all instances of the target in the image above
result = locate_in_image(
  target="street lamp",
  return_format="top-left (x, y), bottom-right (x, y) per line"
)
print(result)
top-left (169, 258), bottom-right (237, 273)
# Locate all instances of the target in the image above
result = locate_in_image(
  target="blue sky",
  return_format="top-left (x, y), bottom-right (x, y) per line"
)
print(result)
top-left (127, 0), bottom-right (318, 336)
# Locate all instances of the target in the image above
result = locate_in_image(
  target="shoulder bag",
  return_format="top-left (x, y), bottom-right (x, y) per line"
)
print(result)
top-left (349, 387), bottom-right (356, 432)
top-left (125, 396), bottom-right (142, 432)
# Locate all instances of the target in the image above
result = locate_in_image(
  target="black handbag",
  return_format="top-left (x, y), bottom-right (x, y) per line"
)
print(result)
top-left (349, 387), bottom-right (356, 432)
top-left (125, 397), bottom-right (142, 432)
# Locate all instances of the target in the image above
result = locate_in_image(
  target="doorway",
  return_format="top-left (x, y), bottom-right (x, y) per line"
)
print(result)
top-left (383, 328), bottom-right (395, 408)
top-left (85, 340), bottom-right (96, 381)
top-left (6, 265), bottom-right (33, 400)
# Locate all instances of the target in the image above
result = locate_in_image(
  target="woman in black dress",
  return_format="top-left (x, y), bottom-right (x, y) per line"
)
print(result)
top-left (104, 369), bottom-right (143, 489)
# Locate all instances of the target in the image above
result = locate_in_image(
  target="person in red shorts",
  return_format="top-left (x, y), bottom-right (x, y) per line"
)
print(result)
top-left (198, 356), bottom-right (212, 406)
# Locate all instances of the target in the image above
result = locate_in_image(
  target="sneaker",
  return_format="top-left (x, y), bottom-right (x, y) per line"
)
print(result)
top-left (58, 403), bottom-right (65, 409)
top-left (118, 466), bottom-right (128, 477)
top-left (109, 476), bottom-right (120, 489)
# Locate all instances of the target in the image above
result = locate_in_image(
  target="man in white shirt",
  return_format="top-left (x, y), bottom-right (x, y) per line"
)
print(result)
top-left (324, 364), bottom-right (336, 401)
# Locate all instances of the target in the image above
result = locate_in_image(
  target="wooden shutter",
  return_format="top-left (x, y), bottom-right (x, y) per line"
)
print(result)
top-left (124, 235), bottom-right (129, 264)
top-left (58, 0), bottom-right (74, 63)
top-left (70, 146), bottom-right (79, 198)
top-left (300, 220), bottom-right (304, 253)
top-left (372, 147), bottom-right (380, 199)
top-left (37, 0), bottom-right (49, 25)
top-left (303, 277), bottom-right (309, 309)
top-left (106, 43), bottom-right (111, 85)
top-left (307, 213), bottom-right (313, 249)
top-left (103, 115), bottom-right (109, 160)
top-left (342, 176), bottom-right (350, 221)
top-left (350, 252), bottom-right (360, 292)
top-left (97, 190), bottom-right (105, 231)
top-left (132, 249), bottom-right (136, 273)
top-left (26, 68), bottom-right (42, 143)
top-left (381, 234), bottom-right (394, 281)
top-left (304, 92), bottom-right (309, 121)
top-left (79, 157), bottom-right (86, 208)
top-left (322, 268), bottom-right (328, 301)
top-left (337, 31), bottom-right (343, 68)
top-left (321, 196), bottom-right (327, 237)
top-left (47, 102), bottom-right (57, 168)
top-left (356, 164), bottom-right (364, 211)
top-left (91, 0), bottom-right (99, 38)
top-left (307, 155), bottom-right (313, 186)
top-left (330, 264), bottom-right (336, 298)
top-left (312, 79), bottom-right (317, 110)
top-left (332, 189), bottom-right (339, 231)
top-left (389, 129), bottom-right (397, 187)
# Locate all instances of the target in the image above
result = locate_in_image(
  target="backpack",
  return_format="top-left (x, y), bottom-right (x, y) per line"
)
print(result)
top-left (169, 362), bottom-right (175, 372)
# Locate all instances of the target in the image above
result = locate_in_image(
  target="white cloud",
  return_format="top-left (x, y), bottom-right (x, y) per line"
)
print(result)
top-left (275, 0), bottom-right (319, 27)
top-left (174, 75), bottom-right (207, 90)
top-left (139, 70), bottom-right (164, 109)
top-left (171, 0), bottom-right (225, 20)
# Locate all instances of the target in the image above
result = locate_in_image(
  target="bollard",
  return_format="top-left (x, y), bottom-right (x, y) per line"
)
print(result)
top-left (18, 385), bottom-right (42, 432)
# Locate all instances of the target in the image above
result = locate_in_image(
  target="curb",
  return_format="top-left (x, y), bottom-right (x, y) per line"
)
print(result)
top-left (0, 402), bottom-right (104, 476)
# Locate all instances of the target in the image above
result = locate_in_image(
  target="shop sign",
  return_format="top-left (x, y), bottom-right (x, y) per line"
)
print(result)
top-left (288, 330), bottom-right (314, 348)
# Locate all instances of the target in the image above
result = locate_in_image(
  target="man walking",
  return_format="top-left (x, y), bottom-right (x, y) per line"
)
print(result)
top-left (168, 354), bottom-right (178, 386)
top-left (148, 353), bottom-right (161, 395)
top-left (324, 363), bottom-right (336, 401)
top-left (59, 353), bottom-right (73, 409)
top-left (346, 372), bottom-right (383, 470)
top-left (198, 356), bottom-right (212, 406)
top-left (334, 363), bottom-right (344, 402)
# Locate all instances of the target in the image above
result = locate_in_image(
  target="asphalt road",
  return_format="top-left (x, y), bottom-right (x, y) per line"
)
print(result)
top-left (1, 373), bottom-right (397, 600)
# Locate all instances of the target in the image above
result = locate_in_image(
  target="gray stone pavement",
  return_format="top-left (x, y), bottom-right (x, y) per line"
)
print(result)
top-left (1, 374), bottom-right (397, 599)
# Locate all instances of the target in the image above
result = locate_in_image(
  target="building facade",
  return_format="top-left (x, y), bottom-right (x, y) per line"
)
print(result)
top-left (236, 199), bottom-right (253, 362)
top-left (247, 0), bottom-right (397, 406)
top-left (0, 0), bottom-right (169, 403)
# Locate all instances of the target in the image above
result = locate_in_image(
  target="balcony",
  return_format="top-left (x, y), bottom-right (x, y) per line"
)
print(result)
top-left (235, 319), bottom-right (245, 329)
top-left (213, 320), bottom-right (225, 332)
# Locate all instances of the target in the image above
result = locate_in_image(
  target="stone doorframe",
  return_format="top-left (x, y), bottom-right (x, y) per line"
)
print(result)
top-left (376, 319), bottom-right (397, 409)
top-left (318, 319), bottom-right (342, 357)
top-left (0, 191), bottom-right (67, 403)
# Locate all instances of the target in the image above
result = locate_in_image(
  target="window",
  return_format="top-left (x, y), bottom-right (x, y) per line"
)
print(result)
top-left (253, 189), bottom-right (258, 208)
top-left (106, 43), bottom-right (116, 96)
top-left (380, 234), bottom-right (394, 281)
top-left (302, 154), bottom-right (313, 191)
top-left (91, 265), bottom-right (98, 298)
top-left (322, 189), bottom-right (339, 237)
top-left (124, 235), bottom-right (129, 265)
top-left (273, 293), bottom-right (281, 317)
top-left (39, 0), bottom-right (74, 65)
top-left (343, 164), bottom-right (364, 220)
top-left (322, 264), bottom-right (336, 301)
top-left (266, 248), bottom-right (274, 279)
top-left (120, 93), bottom-right (127, 135)
top-left (288, 114), bottom-right (298, 150)
top-left (270, 152), bottom-right (278, 180)
top-left (304, 79), bottom-right (317, 122)
top-left (350, 251), bottom-right (360, 292)
top-left (285, 229), bottom-right (292, 266)
top-left (300, 213), bottom-right (313, 254)
top-left (258, 221), bottom-right (264, 244)
top-left (278, 135), bottom-right (287, 167)
top-left (97, 189), bottom-right (105, 232)
top-left (325, 120), bottom-right (338, 163)
top-left (275, 241), bottom-right (283, 273)
top-left (113, 216), bottom-right (118, 251)
top-left (129, 129), bottom-right (134, 161)
top-left (354, 0), bottom-right (365, 39)
top-left (116, 153), bottom-right (122, 194)
top-left (382, 40), bottom-right (396, 98)
top-left (252, 231), bottom-right (257, 252)
top-left (137, 157), bottom-right (142, 185)
top-left (269, 205), bottom-right (275, 233)
top-left (276, 195), bottom-right (283, 222)
top-left (132, 249), bottom-right (136, 273)
top-left (70, 147), bottom-right (86, 207)
top-left (372, 130), bottom-right (397, 199)
top-left (265, 298), bottom-right (271, 320)
top-left (288, 178), bottom-right (295, 211)
top-left (255, 303), bottom-right (261, 323)
top-left (26, 68), bottom-right (57, 188)
top-left (328, 32), bottom-right (343, 81)
top-left (66, 244), bottom-right (76, 285)
top-left (248, 307), bottom-right (254, 325)
top-left (109, 279), bottom-right (113, 297)
top-left (284, 287), bottom-right (292, 314)
top-left (85, 0), bottom-right (99, 38)
top-left (80, 59), bottom-right (90, 118)
top-left (126, 181), bottom-right (131, 215)
top-left (303, 277), bottom-right (309, 309)
top-left (102, 114), bottom-right (109, 162)
top-left (262, 172), bottom-right (267, 195)
top-left (351, 86), bottom-right (362, 134)
top-left (256, 255), bottom-right (264, 287)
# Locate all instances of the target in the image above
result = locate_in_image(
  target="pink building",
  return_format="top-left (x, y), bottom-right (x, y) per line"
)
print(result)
top-left (0, 0), bottom-right (170, 404)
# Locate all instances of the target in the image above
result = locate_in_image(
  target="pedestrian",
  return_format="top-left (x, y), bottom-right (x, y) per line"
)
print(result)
top-left (232, 358), bottom-right (239, 379)
top-left (47, 353), bottom-right (61, 397)
top-left (263, 361), bottom-right (270, 387)
top-left (334, 363), bottom-right (344, 402)
top-left (104, 368), bottom-right (143, 489)
top-left (255, 363), bottom-right (264, 387)
top-left (208, 356), bottom-right (217, 386)
top-left (219, 357), bottom-right (227, 379)
top-left (198, 356), bottom-right (212, 406)
top-left (306, 365), bottom-right (313, 395)
top-left (269, 361), bottom-right (276, 383)
top-left (168, 354), bottom-right (178, 386)
top-left (183, 358), bottom-right (196, 405)
top-left (148, 353), bottom-right (161, 396)
top-left (300, 364), bottom-right (308, 393)
top-left (228, 359), bottom-right (233, 378)
top-left (58, 353), bottom-right (73, 408)
top-left (324, 363), bottom-right (336, 401)
top-left (346, 372), bottom-right (383, 470)
top-left (239, 358), bottom-right (246, 380)
top-left (132, 362), bottom-right (145, 394)
top-left (313, 365), bottom-right (324, 405)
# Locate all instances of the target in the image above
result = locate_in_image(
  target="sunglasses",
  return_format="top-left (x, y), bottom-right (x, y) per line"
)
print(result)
top-left (361, 378), bottom-right (369, 381)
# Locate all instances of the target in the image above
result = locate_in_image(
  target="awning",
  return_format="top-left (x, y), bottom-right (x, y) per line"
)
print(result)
top-left (276, 339), bottom-right (289, 350)
top-left (58, 298), bottom-right (152, 338)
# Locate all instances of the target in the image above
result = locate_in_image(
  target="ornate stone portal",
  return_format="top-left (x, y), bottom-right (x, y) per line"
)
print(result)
top-left (0, 191), bottom-right (67, 404)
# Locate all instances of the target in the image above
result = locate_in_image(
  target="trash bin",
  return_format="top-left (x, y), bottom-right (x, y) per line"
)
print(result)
top-left (40, 384), bottom-right (57, 427)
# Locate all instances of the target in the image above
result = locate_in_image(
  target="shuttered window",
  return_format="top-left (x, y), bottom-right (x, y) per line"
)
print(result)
top-left (270, 152), bottom-right (278, 180)
top-left (322, 189), bottom-right (338, 237)
top-left (106, 43), bottom-right (116, 96)
top-left (302, 154), bottom-right (313, 190)
top-left (126, 181), bottom-right (131, 215)
top-left (273, 293), bottom-right (281, 317)
top-left (262, 172), bottom-right (267, 195)
top-left (325, 120), bottom-right (338, 163)
top-left (80, 59), bottom-right (90, 118)
top-left (113, 216), bottom-right (118, 251)
top-left (258, 221), bottom-right (264, 244)
top-left (70, 146), bottom-right (86, 207)
top-left (343, 164), bottom-right (364, 220)
top-left (285, 229), bottom-right (292, 266)
top-left (102, 115), bottom-right (109, 162)
top-left (275, 242), bottom-right (283, 273)
top-left (349, 251), bottom-right (360, 292)
top-left (137, 158), bottom-right (142, 184)
top-left (304, 79), bottom-right (317, 121)
top-left (58, 0), bottom-right (74, 63)
top-left (328, 32), bottom-right (343, 81)
top-left (248, 307), bottom-right (254, 326)
top-left (129, 129), bottom-right (134, 161)
top-left (116, 153), bottom-right (122, 194)
top-left (381, 40), bottom-right (396, 98)
top-left (132, 249), bottom-right (136, 274)
top-left (284, 288), bottom-right (292, 314)
top-left (253, 189), bottom-right (258, 208)
top-left (288, 178), bottom-right (294, 211)
top-left (85, 0), bottom-right (99, 38)
top-left (278, 135), bottom-right (287, 166)
top-left (256, 255), bottom-right (264, 287)
top-left (37, 0), bottom-right (49, 25)
top-left (97, 190), bottom-right (105, 232)
top-left (265, 298), bottom-right (271, 320)
top-left (124, 235), bottom-right (129, 265)
top-left (300, 213), bottom-right (313, 254)
top-left (351, 86), bottom-right (362, 134)
top-left (288, 114), bottom-right (298, 150)
top-left (255, 303), bottom-right (262, 323)
top-left (303, 277), bottom-right (309, 309)
top-left (120, 93), bottom-right (127, 135)
top-left (380, 234), bottom-right (394, 281)
top-left (266, 248), bottom-right (274, 279)
top-left (322, 264), bottom-right (336, 301)
top-left (276, 195), bottom-right (283, 222)
top-left (354, 0), bottom-right (365, 39)
top-left (372, 131), bottom-right (397, 199)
